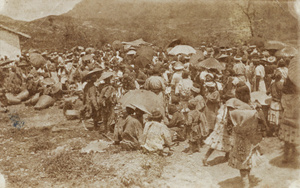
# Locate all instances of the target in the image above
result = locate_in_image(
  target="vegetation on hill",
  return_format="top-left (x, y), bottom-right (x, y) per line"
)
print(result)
top-left (0, 0), bottom-right (297, 51)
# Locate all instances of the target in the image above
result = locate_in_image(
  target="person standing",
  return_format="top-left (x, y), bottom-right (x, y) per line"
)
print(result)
top-left (255, 61), bottom-right (266, 92)
top-left (227, 85), bottom-right (266, 188)
top-left (81, 68), bottom-right (102, 130)
top-left (202, 101), bottom-right (232, 166)
top-left (204, 81), bottom-right (221, 133)
top-left (184, 100), bottom-right (208, 154)
top-left (267, 72), bottom-right (283, 136)
top-left (98, 72), bottom-right (117, 133)
top-left (278, 77), bottom-right (300, 163)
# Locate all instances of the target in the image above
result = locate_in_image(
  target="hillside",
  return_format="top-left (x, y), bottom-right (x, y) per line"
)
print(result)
top-left (0, 0), bottom-right (297, 51)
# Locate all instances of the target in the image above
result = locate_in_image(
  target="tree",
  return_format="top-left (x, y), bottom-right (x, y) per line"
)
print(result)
top-left (236, 0), bottom-right (257, 37)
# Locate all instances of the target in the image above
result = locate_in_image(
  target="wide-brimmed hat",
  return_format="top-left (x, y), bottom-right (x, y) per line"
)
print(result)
top-left (173, 61), bottom-right (184, 70)
top-left (250, 91), bottom-right (272, 106)
top-left (205, 73), bottom-right (214, 79)
top-left (234, 56), bottom-right (242, 61)
top-left (188, 100), bottom-right (197, 110)
top-left (99, 71), bottom-right (115, 81)
top-left (131, 103), bottom-right (151, 114)
top-left (191, 86), bottom-right (200, 93)
top-left (17, 61), bottom-right (30, 67)
top-left (267, 56), bottom-right (277, 63)
top-left (149, 109), bottom-right (162, 120)
top-left (218, 54), bottom-right (229, 59)
top-left (205, 81), bottom-right (216, 88)
top-left (83, 68), bottom-right (103, 81)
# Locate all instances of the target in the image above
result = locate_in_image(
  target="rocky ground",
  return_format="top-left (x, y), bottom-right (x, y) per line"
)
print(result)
top-left (0, 103), bottom-right (299, 188)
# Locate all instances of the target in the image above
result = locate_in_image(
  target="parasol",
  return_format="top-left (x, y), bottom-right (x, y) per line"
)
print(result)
top-left (112, 40), bottom-right (123, 50)
top-left (275, 46), bottom-right (298, 57)
top-left (165, 39), bottom-right (181, 49)
top-left (134, 56), bottom-right (152, 69)
top-left (264, 41), bottom-right (286, 50)
top-left (194, 57), bottom-right (225, 71)
top-left (119, 89), bottom-right (165, 116)
top-left (136, 46), bottom-right (155, 61)
top-left (250, 91), bottom-right (272, 105)
top-left (249, 36), bottom-right (265, 49)
top-left (41, 78), bottom-right (56, 86)
top-left (287, 55), bottom-right (300, 88)
top-left (85, 47), bottom-right (96, 53)
top-left (190, 50), bottom-right (205, 65)
top-left (29, 53), bottom-right (47, 68)
top-left (168, 45), bottom-right (196, 55)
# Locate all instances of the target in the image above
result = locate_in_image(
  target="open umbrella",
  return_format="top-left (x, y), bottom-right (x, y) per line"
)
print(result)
top-left (265, 41), bottom-right (286, 50)
top-left (136, 46), bottom-right (155, 61)
top-left (194, 58), bottom-right (225, 71)
top-left (275, 46), bottom-right (298, 57)
top-left (29, 53), bottom-right (47, 68)
top-left (112, 40), bottom-right (123, 50)
top-left (82, 54), bottom-right (93, 62)
top-left (287, 55), bottom-right (300, 88)
top-left (249, 36), bottom-right (265, 49)
top-left (165, 39), bottom-right (181, 49)
top-left (134, 56), bottom-right (152, 69)
top-left (168, 45), bottom-right (196, 55)
top-left (119, 89), bottom-right (165, 116)
top-left (190, 50), bottom-right (205, 65)
top-left (85, 47), bottom-right (96, 53)
top-left (250, 91), bottom-right (272, 105)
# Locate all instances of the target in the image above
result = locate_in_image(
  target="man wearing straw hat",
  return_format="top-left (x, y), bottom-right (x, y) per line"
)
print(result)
top-left (98, 71), bottom-right (117, 133)
top-left (81, 68), bottom-right (102, 131)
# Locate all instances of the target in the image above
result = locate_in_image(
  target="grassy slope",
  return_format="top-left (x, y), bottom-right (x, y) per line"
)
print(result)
top-left (0, 0), bottom-right (297, 51)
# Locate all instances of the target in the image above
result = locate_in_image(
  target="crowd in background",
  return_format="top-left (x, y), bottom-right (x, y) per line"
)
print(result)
top-left (0, 41), bottom-right (298, 188)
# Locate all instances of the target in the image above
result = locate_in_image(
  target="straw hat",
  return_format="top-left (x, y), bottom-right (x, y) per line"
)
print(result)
top-left (149, 109), bottom-right (162, 120)
top-left (267, 56), bottom-right (277, 63)
top-left (99, 71), bottom-right (115, 81)
top-left (83, 68), bottom-right (103, 81)
top-left (173, 61), bottom-right (184, 70)
top-left (205, 81), bottom-right (216, 88)
top-left (191, 86), bottom-right (200, 93)
top-left (234, 56), bottom-right (242, 61)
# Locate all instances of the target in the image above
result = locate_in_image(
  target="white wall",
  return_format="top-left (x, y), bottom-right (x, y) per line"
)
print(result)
top-left (0, 29), bottom-right (21, 60)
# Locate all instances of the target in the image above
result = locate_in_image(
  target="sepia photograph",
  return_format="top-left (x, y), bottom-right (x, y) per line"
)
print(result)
top-left (0, 0), bottom-right (299, 187)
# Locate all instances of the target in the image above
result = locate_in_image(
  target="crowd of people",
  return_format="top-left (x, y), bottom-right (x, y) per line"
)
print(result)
top-left (0, 41), bottom-right (298, 188)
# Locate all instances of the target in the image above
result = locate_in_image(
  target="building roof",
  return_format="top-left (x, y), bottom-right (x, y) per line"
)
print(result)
top-left (0, 24), bottom-right (31, 39)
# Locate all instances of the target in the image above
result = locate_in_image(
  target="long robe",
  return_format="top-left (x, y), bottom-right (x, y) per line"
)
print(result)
top-left (204, 90), bottom-right (220, 131)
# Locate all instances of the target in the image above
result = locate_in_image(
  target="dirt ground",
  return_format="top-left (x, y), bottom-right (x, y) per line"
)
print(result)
top-left (0, 103), bottom-right (299, 188)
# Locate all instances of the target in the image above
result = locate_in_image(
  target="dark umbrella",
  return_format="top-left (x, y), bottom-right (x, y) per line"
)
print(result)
top-left (249, 36), bottom-right (265, 49)
top-left (134, 56), bottom-right (152, 69)
top-left (190, 50), bottom-right (205, 65)
top-left (119, 89), bottom-right (165, 116)
top-left (194, 57), bottom-right (225, 71)
top-left (288, 55), bottom-right (300, 89)
top-left (165, 39), bottom-right (181, 49)
top-left (275, 46), bottom-right (298, 57)
top-left (265, 41), bottom-right (286, 50)
top-left (29, 53), bottom-right (47, 68)
top-left (112, 40), bottom-right (123, 51)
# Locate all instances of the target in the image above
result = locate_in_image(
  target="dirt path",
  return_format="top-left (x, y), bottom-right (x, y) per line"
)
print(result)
top-left (0, 104), bottom-right (299, 188)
